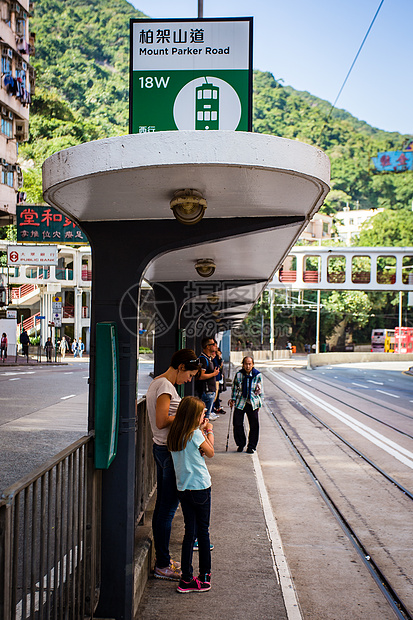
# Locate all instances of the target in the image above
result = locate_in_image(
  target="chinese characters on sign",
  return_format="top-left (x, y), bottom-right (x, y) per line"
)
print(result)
top-left (372, 143), bottom-right (413, 173)
top-left (130, 18), bottom-right (253, 133)
top-left (16, 205), bottom-right (88, 244)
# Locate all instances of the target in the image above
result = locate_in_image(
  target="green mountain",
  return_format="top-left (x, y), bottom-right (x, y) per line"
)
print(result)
top-left (19, 0), bottom-right (413, 226)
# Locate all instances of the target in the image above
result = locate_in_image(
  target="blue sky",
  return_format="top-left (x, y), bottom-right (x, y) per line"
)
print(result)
top-left (130, 0), bottom-right (412, 136)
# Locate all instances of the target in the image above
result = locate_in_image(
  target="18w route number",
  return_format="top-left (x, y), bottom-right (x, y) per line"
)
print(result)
top-left (138, 76), bottom-right (170, 88)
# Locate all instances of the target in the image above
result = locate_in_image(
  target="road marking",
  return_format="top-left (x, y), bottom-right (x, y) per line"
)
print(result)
top-left (388, 379), bottom-right (395, 382)
top-left (301, 377), bottom-right (312, 382)
top-left (252, 451), bottom-right (303, 620)
top-left (9, 377), bottom-right (21, 381)
top-left (2, 371), bottom-right (22, 376)
top-left (376, 389), bottom-right (399, 398)
top-left (367, 379), bottom-right (383, 385)
top-left (64, 372), bottom-right (74, 375)
top-left (352, 382), bottom-right (368, 388)
top-left (269, 369), bottom-right (413, 470)
top-left (83, 376), bottom-right (89, 379)
top-left (61, 394), bottom-right (76, 400)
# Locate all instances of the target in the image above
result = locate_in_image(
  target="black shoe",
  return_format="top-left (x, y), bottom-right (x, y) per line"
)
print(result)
top-left (246, 447), bottom-right (255, 454)
top-left (237, 446), bottom-right (244, 452)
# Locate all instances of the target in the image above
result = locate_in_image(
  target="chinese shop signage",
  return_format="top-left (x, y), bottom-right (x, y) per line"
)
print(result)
top-left (372, 142), bottom-right (413, 173)
top-left (17, 205), bottom-right (88, 244)
top-left (7, 245), bottom-right (58, 266)
top-left (130, 18), bottom-right (253, 133)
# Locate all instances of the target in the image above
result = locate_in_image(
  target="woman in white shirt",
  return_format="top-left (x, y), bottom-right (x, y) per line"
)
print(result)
top-left (146, 349), bottom-right (200, 581)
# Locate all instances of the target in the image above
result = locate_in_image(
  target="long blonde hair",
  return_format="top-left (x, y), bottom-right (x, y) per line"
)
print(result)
top-left (167, 396), bottom-right (205, 452)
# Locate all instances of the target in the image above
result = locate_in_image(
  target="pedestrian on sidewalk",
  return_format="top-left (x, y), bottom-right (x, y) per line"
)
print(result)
top-left (195, 337), bottom-right (220, 420)
top-left (59, 336), bottom-right (68, 359)
top-left (71, 338), bottom-right (78, 357)
top-left (20, 329), bottom-right (30, 362)
top-left (167, 396), bottom-right (214, 593)
top-left (229, 356), bottom-right (264, 454)
top-left (1, 332), bottom-right (7, 361)
top-left (44, 337), bottom-right (53, 362)
top-left (78, 338), bottom-right (85, 358)
top-left (146, 349), bottom-right (201, 581)
top-left (213, 347), bottom-right (226, 414)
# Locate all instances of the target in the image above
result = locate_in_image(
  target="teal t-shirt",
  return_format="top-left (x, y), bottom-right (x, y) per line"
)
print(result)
top-left (171, 428), bottom-right (211, 491)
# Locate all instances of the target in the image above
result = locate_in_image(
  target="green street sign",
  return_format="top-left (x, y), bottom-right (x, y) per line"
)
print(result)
top-left (130, 18), bottom-right (253, 133)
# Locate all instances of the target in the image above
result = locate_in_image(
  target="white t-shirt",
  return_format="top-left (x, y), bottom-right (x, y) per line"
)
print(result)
top-left (146, 376), bottom-right (181, 446)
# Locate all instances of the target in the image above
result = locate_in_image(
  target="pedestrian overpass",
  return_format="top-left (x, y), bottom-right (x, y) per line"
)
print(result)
top-left (269, 245), bottom-right (413, 291)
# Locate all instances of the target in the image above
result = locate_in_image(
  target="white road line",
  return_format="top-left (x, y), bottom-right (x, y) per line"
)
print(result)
top-left (367, 380), bottom-right (383, 385)
top-left (301, 377), bottom-right (312, 382)
top-left (61, 394), bottom-right (76, 400)
top-left (388, 379), bottom-right (395, 382)
top-left (376, 389), bottom-right (399, 398)
top-left (64, 372), bottom-right (74, 375)
top-left (252, 451), bottom-right (303, 620)
top-left (352, 382), bottom-right (368, 388)
top-left (9, 377), bottom-right (21, 381)
top-left (268, 369), bottom-right (413, 470)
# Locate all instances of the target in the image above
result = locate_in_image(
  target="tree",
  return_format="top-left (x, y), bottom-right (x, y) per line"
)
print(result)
top-left (323, 291), bottom-right (373, 347)
top-left (356, 209), bottom-right (413, 247)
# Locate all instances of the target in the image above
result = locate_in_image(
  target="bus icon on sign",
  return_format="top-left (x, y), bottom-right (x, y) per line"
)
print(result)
top-left (195, 79), bottom-right (219, 130)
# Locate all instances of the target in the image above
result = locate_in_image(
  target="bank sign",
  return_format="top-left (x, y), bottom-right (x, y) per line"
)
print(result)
top-left (130, 18), bottom-right (253, 133)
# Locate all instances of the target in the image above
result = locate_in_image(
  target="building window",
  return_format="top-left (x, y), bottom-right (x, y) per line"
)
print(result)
top-left (1, 117), bottom-right (13, 138)
top-left (2, 170), bottom-right (14, 187)
top-left (1, 56), bottom-right (11, 75)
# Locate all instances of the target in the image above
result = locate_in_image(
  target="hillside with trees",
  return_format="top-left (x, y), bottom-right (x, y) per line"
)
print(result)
top-left (5, 0), bottom-right (413, 348)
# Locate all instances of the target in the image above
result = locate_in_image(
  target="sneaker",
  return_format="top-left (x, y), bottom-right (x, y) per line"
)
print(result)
top-left (193, 538), bottom-right (214, 551)
top-left (217, 407), bottom-right (226, 414)
top-left (237, 446), bottom-right (244, 452)
top-left (170, 559), bottom-right (181, 570)
top-left (198, 573), bottom-right (211, 586)
top-left (177, 577), bottom-right (211, 593)
top-left (209, 413), bottom-right (219, 421)
top-left (246, 447), bottom-right (255, 454)
top-left (154, 562), bottom-right (181, 581)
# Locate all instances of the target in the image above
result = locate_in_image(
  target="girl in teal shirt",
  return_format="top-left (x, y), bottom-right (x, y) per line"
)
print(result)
top-left (168, 396), bottom-right (214, 592)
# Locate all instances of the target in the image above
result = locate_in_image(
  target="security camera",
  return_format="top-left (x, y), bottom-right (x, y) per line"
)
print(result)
top-left (195, 259), bottom-right (216, 278)
top-left (170, 189), bottom-right (207, 225)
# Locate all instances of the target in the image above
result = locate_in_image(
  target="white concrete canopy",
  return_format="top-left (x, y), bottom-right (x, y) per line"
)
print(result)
top-left (42, 131), bottom-right (330, 322)
top-left (42, 131), bottom-right (330, 223)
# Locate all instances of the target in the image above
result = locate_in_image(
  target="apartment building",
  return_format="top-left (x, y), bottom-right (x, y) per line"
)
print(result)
top-left (0, 0), bottom-right (34, 224)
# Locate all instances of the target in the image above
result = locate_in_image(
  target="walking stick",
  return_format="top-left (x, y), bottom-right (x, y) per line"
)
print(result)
top-left (225, 402), bottom-right (234, 452)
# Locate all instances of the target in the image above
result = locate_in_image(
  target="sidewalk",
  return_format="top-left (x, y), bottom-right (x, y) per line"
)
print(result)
top-left (136, 406), bottom-right (292, 620)
top-left (0, 353), bottom-right (89, 366)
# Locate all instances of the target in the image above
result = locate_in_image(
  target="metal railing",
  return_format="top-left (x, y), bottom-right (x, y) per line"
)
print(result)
top-left (0, 398), bottom-right (157, 619)
top-left (135, 398), bottom-right (157, 525)
top-left (0, 435), bottom-right (101, 620)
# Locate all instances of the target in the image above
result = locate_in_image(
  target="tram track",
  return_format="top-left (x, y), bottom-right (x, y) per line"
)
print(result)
top-left (263, 369), bottom-right (413, 619)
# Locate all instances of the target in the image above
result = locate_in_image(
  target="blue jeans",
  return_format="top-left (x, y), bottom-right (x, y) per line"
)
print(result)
top-left (152, 444), bottom-right (179, 568)
top-left (178, 487), bottom-right (211, 581)
top-left (200, 392), bottom-right (215, 419)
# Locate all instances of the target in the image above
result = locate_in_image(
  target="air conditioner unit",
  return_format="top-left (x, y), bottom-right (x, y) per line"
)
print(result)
top-left (11, 3), bottom-right (20, 14)
top-left (7, 49), bottom-right (13, 58)
top-left (2, 48), bottom-right (8, 57)
top-left (0, 158), bottom-right (6, 166)
top-left (22, 61), bottom-right (27, 71)
top-left (8, 111), bottom-right (13, 120)
top-left (1, 107), bottom-right (7, 116)
top-left (16, 164), bottom-right (21, 174)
